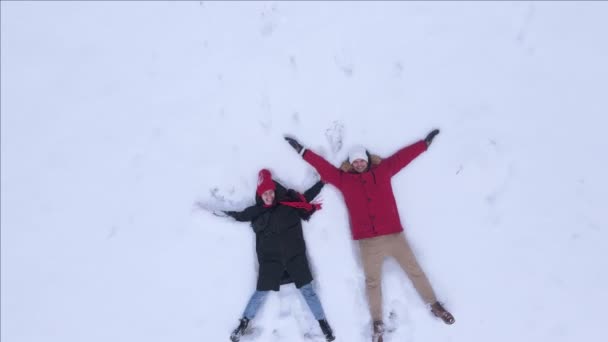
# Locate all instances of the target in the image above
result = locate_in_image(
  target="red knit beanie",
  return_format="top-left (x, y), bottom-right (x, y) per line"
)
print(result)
top-left (256, 169), bottom-right (276, 196)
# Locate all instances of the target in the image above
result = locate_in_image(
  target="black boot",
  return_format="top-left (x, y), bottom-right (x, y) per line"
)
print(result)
top-left (372, 320), bottom-right (384, 342)
top-left (318, 319), bottom-right (335, 341)
top-left (230, 317), bottom-right (249, 342)
top-left (430, 302), bottom-right (455, 325)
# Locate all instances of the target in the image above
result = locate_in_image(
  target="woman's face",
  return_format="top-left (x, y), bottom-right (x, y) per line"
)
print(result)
top-left (261, 189), bottom-right (275, 205)
top-left (352, 159), bottom-right (368, 173)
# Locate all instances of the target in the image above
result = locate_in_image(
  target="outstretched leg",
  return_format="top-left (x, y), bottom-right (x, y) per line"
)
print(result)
top-left (389, 233), bottom-right (455, 324)
top-left (389, 233), bottom-right (437, 304)
top-left (359, 237), bottom-right (386, 323)
top-left (299, 283), bottom-right (335, 341)
top-left (242, 290), bottom-right (269, 319)
top-left (231, 291), bottom-right (269, 341)
top-left (299, 282), bottom-right (326, 320)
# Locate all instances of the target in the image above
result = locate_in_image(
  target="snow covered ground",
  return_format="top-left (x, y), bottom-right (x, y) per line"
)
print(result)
top-left (2, 1), bottom-right (607, 342)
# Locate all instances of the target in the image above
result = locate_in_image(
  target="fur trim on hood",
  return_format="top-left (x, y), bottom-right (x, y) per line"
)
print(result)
top-left (340, 152), bottom-right (383, 172)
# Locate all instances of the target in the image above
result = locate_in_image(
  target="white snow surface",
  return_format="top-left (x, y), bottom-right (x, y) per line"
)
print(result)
top-left (2, 2), bottom-right (607, 342)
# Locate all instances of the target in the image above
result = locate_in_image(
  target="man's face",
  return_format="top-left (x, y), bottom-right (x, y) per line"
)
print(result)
top-left (352, 159), bottom-right (368, 173)
top-left (261, 189), bottom-right (275, 205)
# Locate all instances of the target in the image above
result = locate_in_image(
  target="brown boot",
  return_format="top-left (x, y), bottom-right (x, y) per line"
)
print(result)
top-left (372, 320), bottom-right (384, 342)
top-left (430, 302), bottom-right (455, 325)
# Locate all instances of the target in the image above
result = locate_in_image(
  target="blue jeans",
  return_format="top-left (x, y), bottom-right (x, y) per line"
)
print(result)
top-left (242, 283), bottom-right (327, 320)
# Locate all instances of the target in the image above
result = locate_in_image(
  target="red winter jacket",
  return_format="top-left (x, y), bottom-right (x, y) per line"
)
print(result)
top-left (302, 141), bottom-right (427, 240)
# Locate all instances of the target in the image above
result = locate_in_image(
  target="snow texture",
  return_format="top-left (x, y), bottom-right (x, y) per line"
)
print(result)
top-left (2, 2), bottom-right (608, 342)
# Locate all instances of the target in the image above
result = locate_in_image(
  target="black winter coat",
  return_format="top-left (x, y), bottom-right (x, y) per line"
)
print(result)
top-left (226, 180), bottom-right (324, 291)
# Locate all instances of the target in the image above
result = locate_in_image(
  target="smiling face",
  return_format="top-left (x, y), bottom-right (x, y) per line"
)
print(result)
top-left (261, 189), bottom-right (275, 205)
top-left (351, 159), bottom-right (369, 173)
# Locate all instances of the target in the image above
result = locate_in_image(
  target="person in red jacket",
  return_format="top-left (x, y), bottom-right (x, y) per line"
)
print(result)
top-left (285, 129), bottom-right (454, 341)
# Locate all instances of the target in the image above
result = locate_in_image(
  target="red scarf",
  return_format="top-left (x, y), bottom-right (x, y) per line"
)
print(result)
top-left (279, 193), bottom-right (322, 212)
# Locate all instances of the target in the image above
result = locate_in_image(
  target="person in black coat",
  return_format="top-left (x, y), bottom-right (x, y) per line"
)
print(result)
top-left (223, 169), bottom-right (335, 342)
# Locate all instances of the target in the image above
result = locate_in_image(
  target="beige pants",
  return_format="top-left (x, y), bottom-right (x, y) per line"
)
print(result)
top-left (358, 232), bottom-right (437, 321)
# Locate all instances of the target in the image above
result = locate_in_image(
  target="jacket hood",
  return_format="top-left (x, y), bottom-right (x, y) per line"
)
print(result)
top-left (340, 150), bottom-right (383, 173)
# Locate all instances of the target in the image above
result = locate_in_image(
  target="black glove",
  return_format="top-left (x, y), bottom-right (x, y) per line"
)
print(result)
top-left (221, 211), bottom-right (235, 218)
top-left (284, 136), bottom-right (303, 153)
top-left (425, 129), bottom-right (440, 147)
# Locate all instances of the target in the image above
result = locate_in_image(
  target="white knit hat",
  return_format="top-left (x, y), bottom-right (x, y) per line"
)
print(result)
top-left (348, 145), bottom-right (368, 164)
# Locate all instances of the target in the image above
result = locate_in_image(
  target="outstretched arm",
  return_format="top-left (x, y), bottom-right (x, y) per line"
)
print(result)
top-left (383, 129), bottom-right (439, 176)
top-left (303, 180), bottom-right (325, 202)
top-left (284, 136), bottom-right (343, 187)
top-left (384, 141), bottom-right (427, 176)
top-left (224, 205), bottom-right (263, 222)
